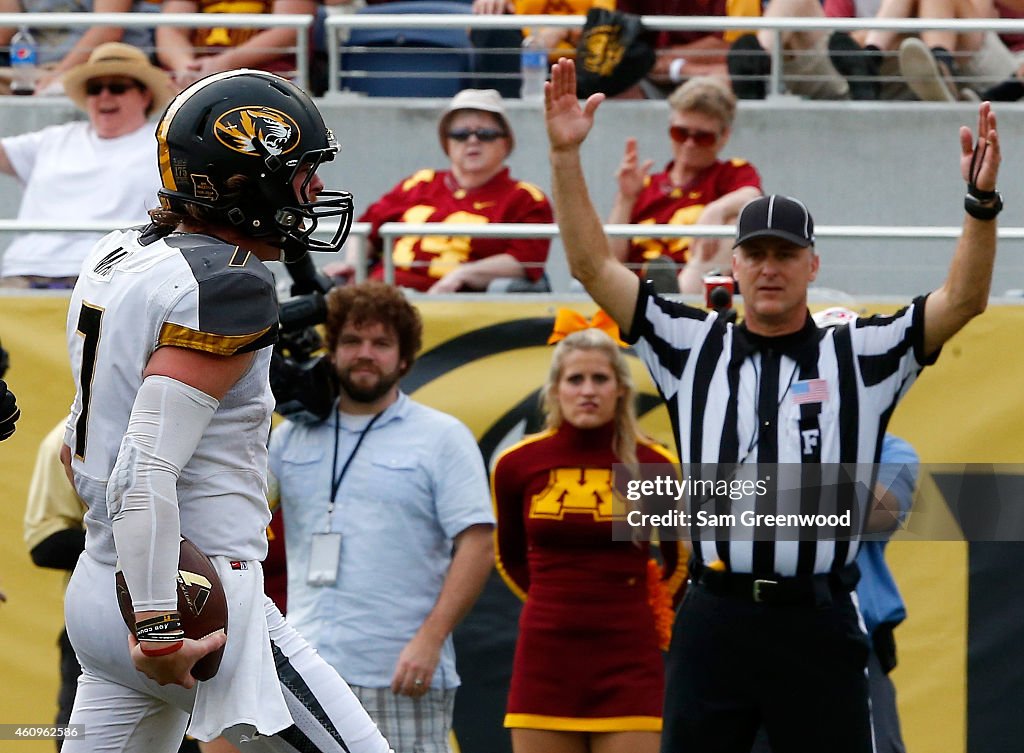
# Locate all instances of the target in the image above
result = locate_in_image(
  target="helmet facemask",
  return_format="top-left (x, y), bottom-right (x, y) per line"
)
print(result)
top-left (272, 148), bottom-right (354, 262)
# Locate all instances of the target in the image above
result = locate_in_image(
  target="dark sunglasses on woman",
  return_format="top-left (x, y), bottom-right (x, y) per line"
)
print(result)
top-left (85, 80), bottom-right (140, 96)
top-left (447, 128), bottom-right (508, 143)
top-left (669, 126), bottom-right (718, 147)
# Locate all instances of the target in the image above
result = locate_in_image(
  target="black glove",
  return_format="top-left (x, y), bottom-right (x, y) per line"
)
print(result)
top-left (0, 380), bottom-right (20, 442)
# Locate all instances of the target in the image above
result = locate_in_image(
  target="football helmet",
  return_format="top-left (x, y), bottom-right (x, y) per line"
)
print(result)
top-left (155, 70), bottom-right (353, 260)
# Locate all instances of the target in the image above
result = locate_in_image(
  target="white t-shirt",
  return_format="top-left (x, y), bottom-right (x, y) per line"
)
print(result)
top-left (2, 121), bottom-right (160, 278)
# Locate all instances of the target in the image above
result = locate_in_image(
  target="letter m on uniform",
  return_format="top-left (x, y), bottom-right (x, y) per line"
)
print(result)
top-left (530, 468), bottom-right (616, 521)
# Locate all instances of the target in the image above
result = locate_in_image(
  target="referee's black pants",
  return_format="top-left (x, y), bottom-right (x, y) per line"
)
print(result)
top-left (661, 583), bottom-right (872, 753)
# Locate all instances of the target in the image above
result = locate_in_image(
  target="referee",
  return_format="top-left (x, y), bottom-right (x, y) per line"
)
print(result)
top-left (544, 59), bottom-right (1001, 753)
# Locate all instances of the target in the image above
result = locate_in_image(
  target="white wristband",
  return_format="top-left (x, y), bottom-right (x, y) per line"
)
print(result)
top-left (669, 57), bottom-right (687, 83)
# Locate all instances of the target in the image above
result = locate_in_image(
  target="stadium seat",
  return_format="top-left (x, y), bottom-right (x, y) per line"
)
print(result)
top-left (339, 1), bottom-right (475, 97)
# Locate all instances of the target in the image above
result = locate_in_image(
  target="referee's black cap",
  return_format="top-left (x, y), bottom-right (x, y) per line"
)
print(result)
top-left (733, 195), bottom-right (815, 249)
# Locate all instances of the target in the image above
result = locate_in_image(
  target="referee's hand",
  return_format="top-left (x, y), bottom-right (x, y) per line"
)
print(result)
top-left (0, 380), bottom-right (20, 442)
top-left (961, 101), bottom-right (999, 192)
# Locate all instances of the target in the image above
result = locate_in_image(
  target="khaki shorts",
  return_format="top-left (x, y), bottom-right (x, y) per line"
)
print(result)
top-left (961, 30), bottom-right (1017, 91)
top-left (781, 33), bottom-right (848, 100)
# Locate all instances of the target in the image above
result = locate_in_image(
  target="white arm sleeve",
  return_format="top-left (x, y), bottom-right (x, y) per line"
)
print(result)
top-left (108, 374), bottom-right (219, 613)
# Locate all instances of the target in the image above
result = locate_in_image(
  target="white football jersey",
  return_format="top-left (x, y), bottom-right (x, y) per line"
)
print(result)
top-left (66, 226), bottom-right (278, 565)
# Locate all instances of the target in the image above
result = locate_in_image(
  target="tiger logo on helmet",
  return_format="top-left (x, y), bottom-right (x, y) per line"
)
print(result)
top-left (213, 107), bottom-right (301, 158)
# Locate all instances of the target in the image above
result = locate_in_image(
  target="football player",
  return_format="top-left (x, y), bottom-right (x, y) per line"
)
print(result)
top-left (60, 70), bottom-right (391, 753)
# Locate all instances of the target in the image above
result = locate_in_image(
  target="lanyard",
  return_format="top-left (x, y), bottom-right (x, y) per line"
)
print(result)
top-left (327, 409), bottom-right (382, 523)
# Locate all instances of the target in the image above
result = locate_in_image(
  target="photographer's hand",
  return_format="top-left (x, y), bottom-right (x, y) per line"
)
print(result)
top-left (322, 261), bottom-right (355, 285)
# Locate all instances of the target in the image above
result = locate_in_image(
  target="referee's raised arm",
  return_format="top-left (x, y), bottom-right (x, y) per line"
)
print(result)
top-left (924, 101), bottom-right (1001, 357)
top-left (546, 58), bottom-right (640, 335)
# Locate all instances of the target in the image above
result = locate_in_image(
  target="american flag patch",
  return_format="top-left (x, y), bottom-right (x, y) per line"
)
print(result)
top-left (791, 379), bottom-right (829, 405)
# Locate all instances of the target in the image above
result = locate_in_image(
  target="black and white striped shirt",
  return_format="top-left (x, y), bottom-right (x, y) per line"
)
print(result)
top-left (626, 283), bottom-right (935, 576)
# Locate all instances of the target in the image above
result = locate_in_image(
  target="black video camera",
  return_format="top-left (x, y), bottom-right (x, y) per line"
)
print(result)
top-left (270, 255), bottom-right (338, 423)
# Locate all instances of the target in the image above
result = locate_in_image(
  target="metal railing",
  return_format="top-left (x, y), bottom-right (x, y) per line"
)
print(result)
top-left (375, 223), bottom-right (1024, 283)
top-left (6, 12), bottom-right (1024, 98)
top-left (3, 219), bottom-right (1023, 292)
top-left (0, 12), bottom-right (313, 89)
top-left (323, 13), bottom-right (1024, 98)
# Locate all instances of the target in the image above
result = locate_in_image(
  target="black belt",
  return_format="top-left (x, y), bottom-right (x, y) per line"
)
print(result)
top-left (697, 563), bottom-right (860, 606)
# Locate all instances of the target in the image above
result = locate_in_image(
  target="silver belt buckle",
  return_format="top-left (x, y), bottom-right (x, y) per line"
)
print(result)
top-left (753, 578), bottom-right (778, 603)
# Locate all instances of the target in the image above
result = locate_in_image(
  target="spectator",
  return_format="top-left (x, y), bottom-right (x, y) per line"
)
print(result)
top-left (470, 0), bottom-right (616, 98)
top-left (615, 0), bottom-right (761, 95)
top-left (311, 0), bottom-right (363, 94)
top-left (518, 0), bottom-right (614, 62)
top-left (727, 0), bottom-right (878, 99)
top-left (0, 0), bottom-right (159, 95)
top-left (338, 89), bottom-right (553, 293)
top-left (607, 76), bottom-right (761, 294)
top-left (269, 281), bottom-right (495, 753)
top-left (727, 0), bottom-right (1017, 101)
top-left (156, 0), bottom-right (316, 90)
top-left (469, 0), bottom-right (522, 98)
top-left (847, 0), bottom-right (1015, 101)
top-left (854, 432), bottom-right (919, 753)
top-left (0, 42), bottom-right (169, 288)
top-left (884, 0), bottom-right (1015, 101)
top-left (981, 0), bottom-right (1024, 99)
top-left (0, 0), bottom-right (160, 95)
top-left (491, 322), bottom-right (686, 753)
top-left (821, 0), bottom-right (911, 100)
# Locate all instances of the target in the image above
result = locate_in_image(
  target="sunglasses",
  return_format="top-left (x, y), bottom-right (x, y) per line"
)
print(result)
top-left (669, 125), bottom-right (719, 147)
top-left (85, 80), bottom-right (140, 96)
top-left (447, 128), bottom-right (508, 143)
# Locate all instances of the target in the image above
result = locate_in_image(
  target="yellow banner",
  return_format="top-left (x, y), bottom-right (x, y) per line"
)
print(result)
top-left (4, 294), bottom-right (1022, 750)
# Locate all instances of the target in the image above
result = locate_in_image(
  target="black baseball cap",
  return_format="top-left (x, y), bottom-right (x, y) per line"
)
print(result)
top-left (733, 195), bottom-right (815, 249)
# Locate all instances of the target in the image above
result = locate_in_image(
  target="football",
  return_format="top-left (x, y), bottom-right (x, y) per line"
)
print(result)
top-left (115, 537), bottom-right (229, 681)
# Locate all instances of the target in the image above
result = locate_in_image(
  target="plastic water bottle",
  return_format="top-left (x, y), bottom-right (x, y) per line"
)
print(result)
top-left (520, 36), bottom-right (546, 103)
top-left (10, 26), bottom-right (38, 96)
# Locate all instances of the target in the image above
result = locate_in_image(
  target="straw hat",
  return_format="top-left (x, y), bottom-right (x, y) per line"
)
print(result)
top-left (63, 42), bottom-right (173, 116)
top-left (437, 88), bottom-right (515, 155)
